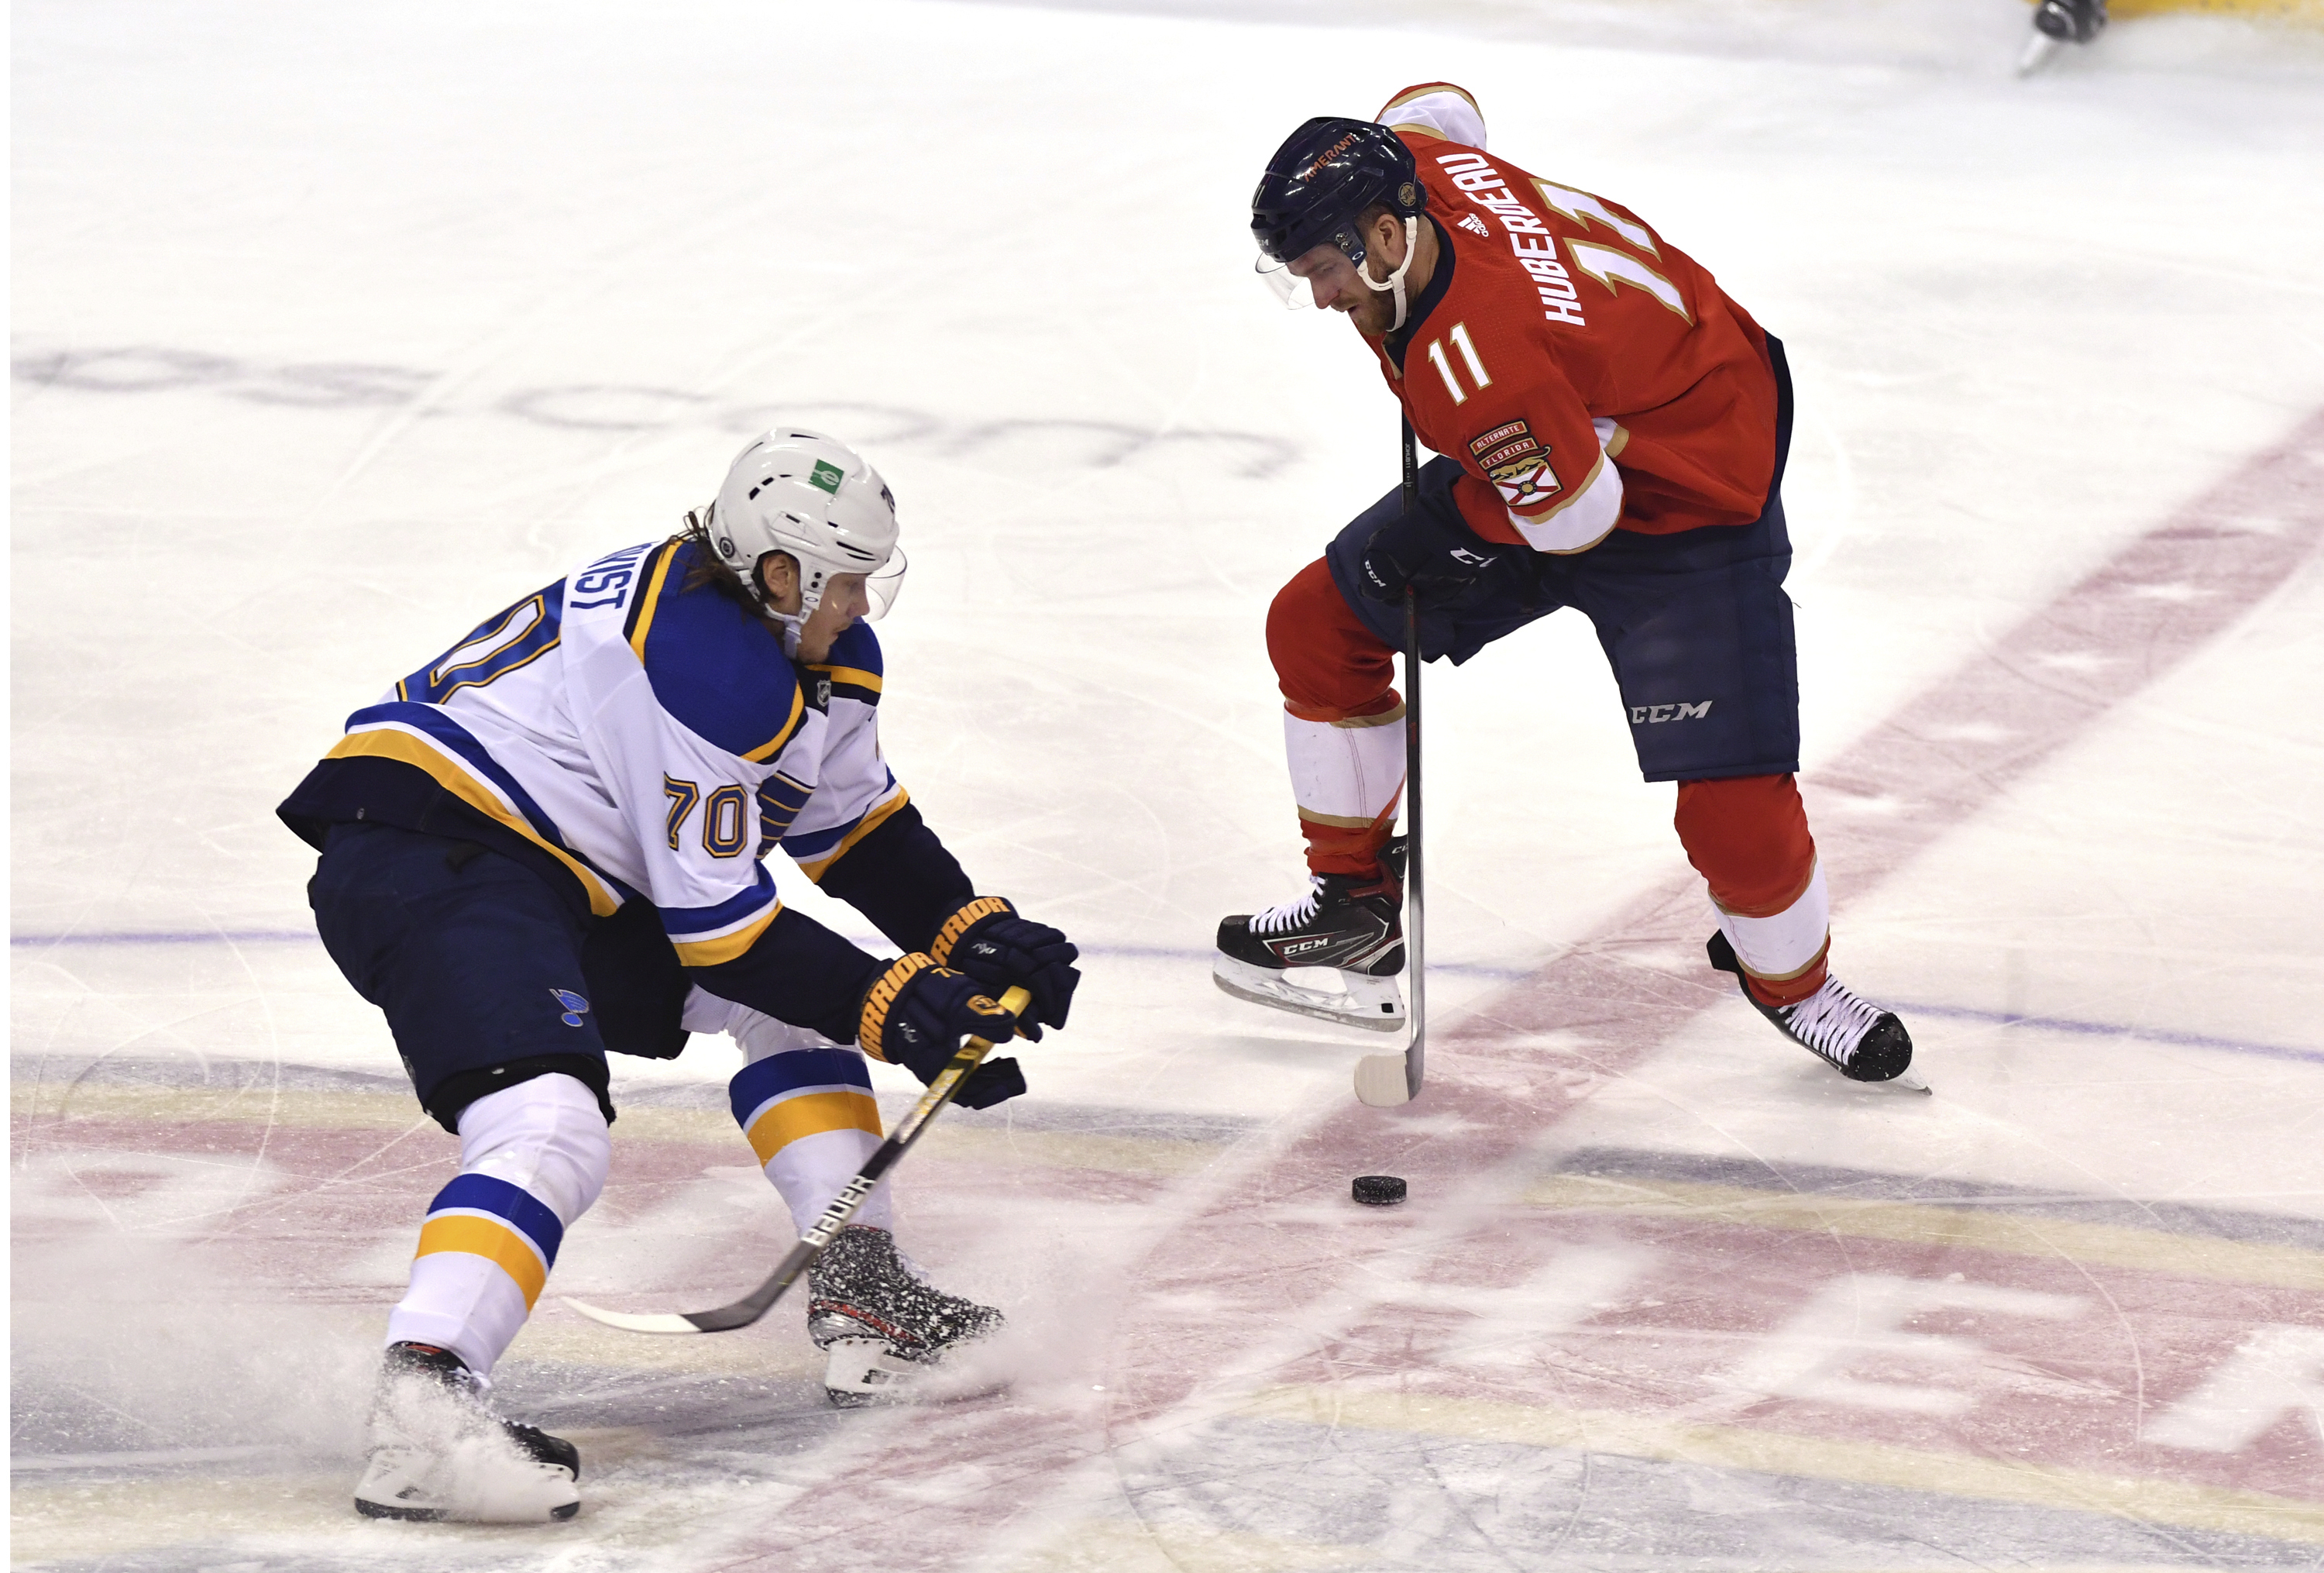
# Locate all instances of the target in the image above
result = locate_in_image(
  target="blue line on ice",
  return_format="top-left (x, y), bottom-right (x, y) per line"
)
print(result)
top-left (15, 930), bottom-right (2318, 1069)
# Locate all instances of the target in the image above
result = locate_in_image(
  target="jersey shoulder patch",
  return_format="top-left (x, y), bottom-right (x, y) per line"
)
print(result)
top-left (628, 539), bottom-right (807, 762)
top-left (808, 621), bottom-right (884, 707)
top-left (1468, 420), bottom-right (1562, 511)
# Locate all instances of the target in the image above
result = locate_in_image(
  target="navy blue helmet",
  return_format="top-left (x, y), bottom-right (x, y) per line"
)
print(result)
top-left (1251, 117), bottom-right (1425, 270)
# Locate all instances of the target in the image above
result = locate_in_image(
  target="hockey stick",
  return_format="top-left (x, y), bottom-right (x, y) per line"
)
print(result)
top-left (1354, 419), bottom-right (1426, 1108)
top-left (566, 984), bottom-right (1033, 1335)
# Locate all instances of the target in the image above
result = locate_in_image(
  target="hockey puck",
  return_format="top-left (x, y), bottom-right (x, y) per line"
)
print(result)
top-left (1352, 1174), bottom-right (1407, 1206)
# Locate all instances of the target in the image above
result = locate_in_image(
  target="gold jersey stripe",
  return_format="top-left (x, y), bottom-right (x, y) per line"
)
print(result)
top-left (799, 788), bottom-right (912, 882)
top-left (325, 729), bottom-right (620, 916)
top-left (624, 540), bottom-right (682, 665)
top-left (741, 682), bottom-right (807, 764)
top-left (807, 663), bottom-right (882, 694)
top-left (669, 899), bottom-right (783, 968)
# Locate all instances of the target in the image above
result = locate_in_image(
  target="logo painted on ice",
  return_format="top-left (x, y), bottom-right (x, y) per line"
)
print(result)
top-left (551, 988), bottom-right (591, 1027)
top-left (1631, 700), bottom-right (1714, 725)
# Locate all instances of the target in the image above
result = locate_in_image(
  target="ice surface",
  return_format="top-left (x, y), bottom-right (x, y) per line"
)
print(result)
top-left (12, 0), bottom-right (2324, 1568)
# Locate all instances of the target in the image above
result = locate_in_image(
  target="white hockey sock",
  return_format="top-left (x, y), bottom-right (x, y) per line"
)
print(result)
top-left (690, 988), bottom-right (895, 1235)
top-left (386, 1072), bottom-right (610, 1379)
top-left (1285, 703), bottom-right (1405, 842)
top-left (1713, 859), bottom-right (1831, 986)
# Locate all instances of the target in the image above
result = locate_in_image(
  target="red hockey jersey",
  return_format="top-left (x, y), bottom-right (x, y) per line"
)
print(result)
top-left (1366, 83), bottom-right (1783, 551)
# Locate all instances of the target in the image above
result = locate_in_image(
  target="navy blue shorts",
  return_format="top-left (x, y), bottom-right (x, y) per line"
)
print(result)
top-left (1323, 348), bottom-right (1800, 783)
top-left (310, 820), bottom-right (618, 1131)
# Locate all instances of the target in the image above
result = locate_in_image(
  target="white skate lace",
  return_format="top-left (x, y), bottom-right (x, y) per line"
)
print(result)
top-left (1248, 876), bottom-right (1326, 935)
top-left (1779, 978), bottom-right (1888, 1064)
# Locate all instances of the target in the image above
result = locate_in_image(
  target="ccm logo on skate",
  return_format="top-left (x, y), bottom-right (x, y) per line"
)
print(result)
top-left (1275, 937), bottom-right (1334, 959)
top-left (1630, 700), bottom-right (1712, 725)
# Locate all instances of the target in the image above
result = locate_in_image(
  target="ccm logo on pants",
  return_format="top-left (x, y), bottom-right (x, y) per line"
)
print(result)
top-left (1631, 700), bottom-right (1714, 725)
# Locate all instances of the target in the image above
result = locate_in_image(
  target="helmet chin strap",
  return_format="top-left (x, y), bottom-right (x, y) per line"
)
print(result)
top-left (1359, 215), bottom-right (1420, 332)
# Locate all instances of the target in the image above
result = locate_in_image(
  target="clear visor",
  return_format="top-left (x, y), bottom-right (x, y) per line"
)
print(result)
top-left (864, 546), bottom-right (907, 621)
top-left (1255, 251), bottom-right (1313, 311)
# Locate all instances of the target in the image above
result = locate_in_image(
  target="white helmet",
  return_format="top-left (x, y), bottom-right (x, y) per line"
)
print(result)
top-left (706, 429), bottom-right (906, 618)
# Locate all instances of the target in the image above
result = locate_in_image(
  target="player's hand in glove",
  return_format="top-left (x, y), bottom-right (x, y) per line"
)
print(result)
top-left (1356, 505), bottom-right (1507, 608)
top-left (930, 897), bottom-right (1080, 1040)
top-left (858, 954), bottom-right (1026, 1110)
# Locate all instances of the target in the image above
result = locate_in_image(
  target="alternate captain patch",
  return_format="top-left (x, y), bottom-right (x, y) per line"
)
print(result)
top-left (1467, 421), bottom-right (1561, 510)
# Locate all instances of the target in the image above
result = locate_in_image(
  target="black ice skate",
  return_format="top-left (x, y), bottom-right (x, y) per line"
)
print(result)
top-left (1707, 931), bottom-right (1917, 1086)
top-left (1212, 848), bottom-right (1406, 1032)
top-left (353, 1341), bottom-right (580, 1523)
top-left (806, 1225), bottom-right (1005, 1408)
top-left (2019, 0), bottom-right (2106, 72)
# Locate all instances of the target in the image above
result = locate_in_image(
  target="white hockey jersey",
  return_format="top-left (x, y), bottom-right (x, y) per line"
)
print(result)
top-left (280, 535), bottom-right (907, 971)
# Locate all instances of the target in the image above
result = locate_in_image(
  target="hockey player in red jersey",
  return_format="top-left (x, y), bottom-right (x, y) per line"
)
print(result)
top-left (1215, 84), bottom-right (1913, 1083)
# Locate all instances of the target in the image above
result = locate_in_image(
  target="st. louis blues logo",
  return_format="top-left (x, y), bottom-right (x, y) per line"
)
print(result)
top-left (551, 988), bottom-right (590, 1028)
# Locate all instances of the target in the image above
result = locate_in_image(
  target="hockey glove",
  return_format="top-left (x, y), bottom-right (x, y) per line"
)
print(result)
top-left (1356, 506), bottom-right (1506, 608)
top-left (928, 897), bottom-right (1080, 1040)
top-left (858, 953), bottom-right (1027, 1108)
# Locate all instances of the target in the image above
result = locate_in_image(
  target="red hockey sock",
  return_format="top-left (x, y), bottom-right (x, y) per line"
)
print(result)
top-left (1675, 773), bottom-right (1828, 1007)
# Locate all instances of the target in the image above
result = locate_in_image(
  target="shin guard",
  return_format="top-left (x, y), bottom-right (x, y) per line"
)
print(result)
top-left (387, 1073), bottom-right (610, 1379)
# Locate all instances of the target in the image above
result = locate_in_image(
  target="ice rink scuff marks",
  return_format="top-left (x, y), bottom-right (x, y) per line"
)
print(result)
top-left (634, 411), bottom-right (2324, 1571)
top-left (30, 928), bottom-right (2324, 1072)
top-left (8, 346), bottom-right (1300, 479)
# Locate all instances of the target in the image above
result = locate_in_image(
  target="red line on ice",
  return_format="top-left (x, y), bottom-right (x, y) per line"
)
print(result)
top-left (702, 411), bottom-right (2324, 1568)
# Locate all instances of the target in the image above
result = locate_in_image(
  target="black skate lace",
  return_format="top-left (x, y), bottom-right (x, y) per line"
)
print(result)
top-left (1249, 877), bottom-right (1325, 935)
top-left (1779, 979), bottom-right (1888, 1063)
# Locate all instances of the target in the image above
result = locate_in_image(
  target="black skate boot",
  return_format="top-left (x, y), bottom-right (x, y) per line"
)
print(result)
top-left (353, 1341), bottom-right (580, 1523)
top-left (1707, 931), bottom-right (1914, 1084)
top-left (2020, 0), bottom-right (2104, 71)
top-left (1212, 845), bottom-right (1406, 1032)
top-left (807, 1225), bottom-right (1005, 1408)
top-left (2034, 0), bottom-right (2107, 43)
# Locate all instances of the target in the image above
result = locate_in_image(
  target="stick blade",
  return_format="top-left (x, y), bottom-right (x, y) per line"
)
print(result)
top-left (1353, 1050), bottom-right (1415, 1107)
top-left (562, 1297), bottom-right (706, 1335)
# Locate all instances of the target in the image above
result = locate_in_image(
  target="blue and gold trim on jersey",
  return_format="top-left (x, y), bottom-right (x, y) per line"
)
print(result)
top-left (814, 621), bottom-right (885, 708)
top-left (412, 1172), bottom-right (565, 1311)
top-left (621, 538), bottom-right (684, 659)
top-left (661, 865), bottom-right (784, 967)
top-left (728, 1048), bottom-right (882, 1166)
top-left (755, 771), bottom-right (815, 859)
top-left (395, 587), bottom-right (565, 706)
top-left (807, 663), bottom-right (882, 707)
top-left (621, 539), bottom-right (809, 763)
top-left (787, 783), bottom-right (909, 882)
top-left (332, 704), bottom-right (622, 915)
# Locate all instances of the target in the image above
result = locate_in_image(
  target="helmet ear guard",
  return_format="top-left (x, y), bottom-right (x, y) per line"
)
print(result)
top-left (705, 429), bottom-right (905, 620)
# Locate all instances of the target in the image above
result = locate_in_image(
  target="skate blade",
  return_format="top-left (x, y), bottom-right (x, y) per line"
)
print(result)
top-left (2016, 31), bottom-right (2061, 74)
top-left (820, 1337), bottom-right (1009, 1408)
top-left (1212, 955), bottom-right (1404, 1033)
top-left (354, 1448), bottom-right (579, 1524)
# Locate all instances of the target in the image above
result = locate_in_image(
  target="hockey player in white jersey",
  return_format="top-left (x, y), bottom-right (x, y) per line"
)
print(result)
top-left (280, 429), bottom-right (1080, 1522)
